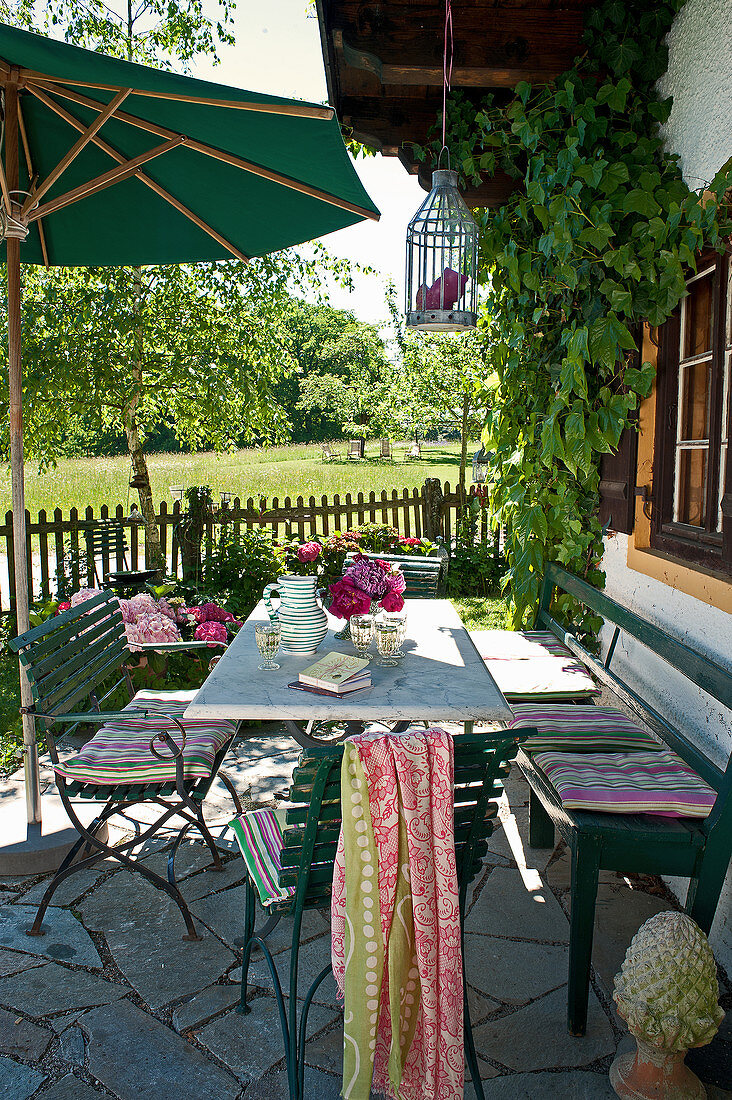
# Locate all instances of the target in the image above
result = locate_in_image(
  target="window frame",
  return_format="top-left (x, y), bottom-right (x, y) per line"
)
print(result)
top-left (651, 247), bottom-right (732, 575)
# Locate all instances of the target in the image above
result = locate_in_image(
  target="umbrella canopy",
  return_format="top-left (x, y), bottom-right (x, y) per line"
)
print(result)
top-left (0, 21), bottom-right (378, 849)
top-left (0, 21), bottom-right (379, 266)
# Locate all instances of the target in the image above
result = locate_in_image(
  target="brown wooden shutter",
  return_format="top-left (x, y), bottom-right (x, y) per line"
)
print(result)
top-left (599, 417), bottom-right (638, 534)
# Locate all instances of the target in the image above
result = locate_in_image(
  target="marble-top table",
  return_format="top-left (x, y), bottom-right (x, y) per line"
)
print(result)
top-left (186, 598), bottom-right (513, 746)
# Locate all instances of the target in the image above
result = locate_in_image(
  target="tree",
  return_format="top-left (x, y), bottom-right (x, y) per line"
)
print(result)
top-left (396, 331), bottom-right (492, 491)
top-left (274, 301), bottom-right (395, 444)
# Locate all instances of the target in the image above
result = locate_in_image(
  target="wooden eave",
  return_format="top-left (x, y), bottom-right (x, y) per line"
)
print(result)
top-left (317, 0), bottom-right (597, 206)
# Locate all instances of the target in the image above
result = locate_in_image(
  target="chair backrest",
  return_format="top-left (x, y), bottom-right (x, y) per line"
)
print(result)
top-left (536, 563), bottom-right (732, 798)
top-left (9, 591), bottom-right (130, 722)
top-left (84, 522), bottom-right (129, 581)
top-left (278, 733), bottom-right (519, 910)
top-left (345, 551), bottom-right (443, 598)
top-left (348, 439), bottom-right (361, 456)
top-left (380, 438), bottom-right (391, 457)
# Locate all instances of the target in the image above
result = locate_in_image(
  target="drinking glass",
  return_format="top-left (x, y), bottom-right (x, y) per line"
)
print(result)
top-left (255, 622), bottom-right (281, 670)
top-left (349, 614), bottom-right (374, 660)
top-left (375, 620), bottom-right (400, 667)
top-left (380, 611), bottom-right (407, 658)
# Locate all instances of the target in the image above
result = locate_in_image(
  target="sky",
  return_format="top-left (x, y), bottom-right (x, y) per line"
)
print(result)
top-left (193, 0), bottom-right (425, 330)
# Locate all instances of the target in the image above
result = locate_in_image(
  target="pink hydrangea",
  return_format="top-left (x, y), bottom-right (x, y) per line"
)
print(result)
top-left (56, 601), bottom-right (71, 614)
top-left (189, 602), bottom-right (237, 624)
top-left (124, 612), bottom-right (180, 652)
top-left (344, 554), bottom-right (392, 599)
top-left (127, 593), bottom-right (159, 617)
top-left (194, 621), bottom-right (228, 646)
top-left (297, 541), bottom-right (322, 563)
top-left (70, 588), bottom-right (105, 607)
top-left (327, 577), bottom-right (372, 621)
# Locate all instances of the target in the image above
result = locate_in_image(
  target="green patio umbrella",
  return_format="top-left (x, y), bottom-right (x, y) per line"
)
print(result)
top-left (0, 21), bottom-right (379, 864)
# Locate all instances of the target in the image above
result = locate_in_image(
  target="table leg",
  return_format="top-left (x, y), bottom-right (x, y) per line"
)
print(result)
top-left (283, 719), bottom-right (412, 747)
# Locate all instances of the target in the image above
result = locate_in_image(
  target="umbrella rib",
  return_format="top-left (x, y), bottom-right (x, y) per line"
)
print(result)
top-left (0, 158), bottom-right (11, 213)
top-left (24, 84), bottom-right (249, 262)
top-left (17, 101), bottom-right (50, 267)
top-left (28, 136), bottom-right (184, 221)
top-left (21, 87), bottom-right (132, 217)
top-left (26, 81), bottom-right (380, 222)
top-left (21, 73), bottom-right (334, 120)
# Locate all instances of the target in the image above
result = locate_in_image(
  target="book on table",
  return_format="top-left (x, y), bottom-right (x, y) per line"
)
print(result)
top-left (298, 651), bottom-right (371, 692)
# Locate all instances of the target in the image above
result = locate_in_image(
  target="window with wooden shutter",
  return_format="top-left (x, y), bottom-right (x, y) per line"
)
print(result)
top-left (652, 249), bottom-right (732, 575)
top-left (599, 415), bottom-right (638, 534)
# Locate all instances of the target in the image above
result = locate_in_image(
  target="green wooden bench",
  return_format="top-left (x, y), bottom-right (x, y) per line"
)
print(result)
top-left (9, 591), bottom-right (242, 941)
top-left (346, 551), bottom-right (446, 597)
top-left (232, 731), bottom-right (522, 1100)
top-left (515, 563), bottom-right (732, 1035)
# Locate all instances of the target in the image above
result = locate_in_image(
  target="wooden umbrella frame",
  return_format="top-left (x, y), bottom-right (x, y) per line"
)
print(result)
top-left (0, 60), bottom-right (378, 836)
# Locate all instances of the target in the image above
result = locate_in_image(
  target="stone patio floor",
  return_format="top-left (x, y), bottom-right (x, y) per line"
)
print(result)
top-left (0, 721), bottom-right (731, 1099)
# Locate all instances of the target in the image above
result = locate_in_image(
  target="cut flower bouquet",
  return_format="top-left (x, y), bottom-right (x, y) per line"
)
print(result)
top-left (328, 553), bottom-right (406, 620)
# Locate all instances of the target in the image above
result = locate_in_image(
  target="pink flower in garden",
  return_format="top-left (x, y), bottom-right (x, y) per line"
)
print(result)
top-left (328, 577), bottom-right (372, 621)
top-left (194, 621), bottom-right (228, 646)
top-left (381, 589), bottom-right (405, 613)
top-left (124, 612), bottom-right (180, 651)
top-left (189, 602), bottom-right (236, 624)
top-left (70, 588), bottom-right (104, 608)
top-left (400, 536), bottom-right (421, 548)
top-left (56, 601), bottom-right (71, 614)
top-left (297, 541), bottom-right (322, 563)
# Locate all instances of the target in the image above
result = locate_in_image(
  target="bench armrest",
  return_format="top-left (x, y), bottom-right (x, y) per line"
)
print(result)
top-left (46, 708), bottom-right (150, 724)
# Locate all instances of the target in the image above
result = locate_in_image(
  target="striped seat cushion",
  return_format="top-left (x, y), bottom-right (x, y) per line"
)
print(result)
top-left (533, 749), bottom-right (717, 818)
top-left (229, 809), bottom-right (296, 907)
top-left (54, 689), bottom-right (236, 785)
top-left (470, 630), bottom-right (599, 700)
top-left (510, 704), bottom-right (660, 753)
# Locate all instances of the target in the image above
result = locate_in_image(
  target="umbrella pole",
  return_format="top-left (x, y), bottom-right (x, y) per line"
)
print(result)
top-left (4, 80), bottom-right (41, 829)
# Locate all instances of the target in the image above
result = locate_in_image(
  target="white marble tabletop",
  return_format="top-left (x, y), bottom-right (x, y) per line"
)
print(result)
top-left (185, 598), bottom-right (513, 725)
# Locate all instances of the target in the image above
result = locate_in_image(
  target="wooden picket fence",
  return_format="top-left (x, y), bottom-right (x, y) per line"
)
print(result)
top-left (0, 480), bottom-right (497, 611)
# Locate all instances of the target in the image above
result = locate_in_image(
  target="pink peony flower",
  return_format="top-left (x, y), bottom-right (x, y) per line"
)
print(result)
top-left (328, 577), bottom-right (372, 621)
top-left (380, 589), bottom-right (405, 613)
top-left (194, 620), bottom-right (228, 646)
top-left (384, 568), bottom-right (406, 596)
top-left (297, 541), bottom-right (322, 563)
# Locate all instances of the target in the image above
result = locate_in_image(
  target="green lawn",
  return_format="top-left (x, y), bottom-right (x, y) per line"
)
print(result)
top-left (1, 441), bottom-right (477, 517)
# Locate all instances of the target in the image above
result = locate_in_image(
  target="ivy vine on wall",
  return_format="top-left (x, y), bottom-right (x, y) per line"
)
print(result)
top-left (418, 0), bottom-right (732, 626)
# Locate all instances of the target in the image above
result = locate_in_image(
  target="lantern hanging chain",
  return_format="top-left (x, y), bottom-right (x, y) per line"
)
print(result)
top-left (441, 0), bottom-right (453, 156)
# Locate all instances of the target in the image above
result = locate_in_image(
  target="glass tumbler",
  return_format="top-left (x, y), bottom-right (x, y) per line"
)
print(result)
top-left (349, 614), bottom-right (374, 660)
top-left (255, 621), bottom-right (281, 670)
top-left (375, 620), bottom-right (400, 667)
top-left (380, 611), bottom-right (407, 658)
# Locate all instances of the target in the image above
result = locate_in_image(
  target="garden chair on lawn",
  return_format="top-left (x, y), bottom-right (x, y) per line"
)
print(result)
top-left (403, 441), bottom-right (421, 461)
top-left (229, 730), bottom-right (522, 1100)
top-left (10, 591), bottom-right (243, 941)
top-left (379, 437), bottom-right (393, 460)
top-left (84, 520), bottom-right (158, 594)
top-left (346, 439), bottom-right (362, 460)
top-left (320, 443), bottom-right (341, 462)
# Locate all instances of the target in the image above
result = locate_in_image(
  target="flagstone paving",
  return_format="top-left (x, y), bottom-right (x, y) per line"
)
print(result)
top-left (0, 723), bottom-right (730, 1099)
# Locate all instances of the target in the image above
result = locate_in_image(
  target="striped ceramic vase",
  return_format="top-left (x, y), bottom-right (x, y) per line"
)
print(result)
top-left (262, 574), bottom-right (328, 654)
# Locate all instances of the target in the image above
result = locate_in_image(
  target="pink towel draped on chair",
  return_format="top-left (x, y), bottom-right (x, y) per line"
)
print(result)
top-left (331, 727), bottom-right (464, 1100)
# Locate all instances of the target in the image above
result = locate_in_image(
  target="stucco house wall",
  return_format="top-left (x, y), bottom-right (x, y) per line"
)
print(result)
top-left (601, 0), bottom-right (732, 972)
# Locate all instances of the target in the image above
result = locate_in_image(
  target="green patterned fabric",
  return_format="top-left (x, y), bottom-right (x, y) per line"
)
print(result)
top-left (229, 808), bottom-right (295, 907)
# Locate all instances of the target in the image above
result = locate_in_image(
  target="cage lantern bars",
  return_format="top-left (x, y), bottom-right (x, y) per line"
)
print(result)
top-left (405, 166), bottom-right (478, 331)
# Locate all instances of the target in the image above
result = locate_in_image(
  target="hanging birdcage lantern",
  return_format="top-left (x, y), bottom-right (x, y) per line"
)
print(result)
top-left (405, 165), bottom-right (478, 331)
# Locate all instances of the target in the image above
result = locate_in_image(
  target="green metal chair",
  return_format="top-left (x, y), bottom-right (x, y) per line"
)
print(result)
top-left (233, 731), bottom-right (522, 1100)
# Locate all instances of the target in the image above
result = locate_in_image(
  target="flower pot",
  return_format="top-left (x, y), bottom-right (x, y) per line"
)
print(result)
top-left (262, 574), bottom-right (328, 655)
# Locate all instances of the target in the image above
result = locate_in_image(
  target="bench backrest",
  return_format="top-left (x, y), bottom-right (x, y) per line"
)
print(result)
top-left (345, 552), bottom-right (444, 598)
top-left (10, 591), bottom-right (130, 721)
top-left (536, 563), bottom-right (732, 801)
top-left (278, 733), bottom-right (518, 911)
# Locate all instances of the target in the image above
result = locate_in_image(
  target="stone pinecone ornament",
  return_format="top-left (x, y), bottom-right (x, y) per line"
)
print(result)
top-left (614, 911), bottom-right (723, 1052)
